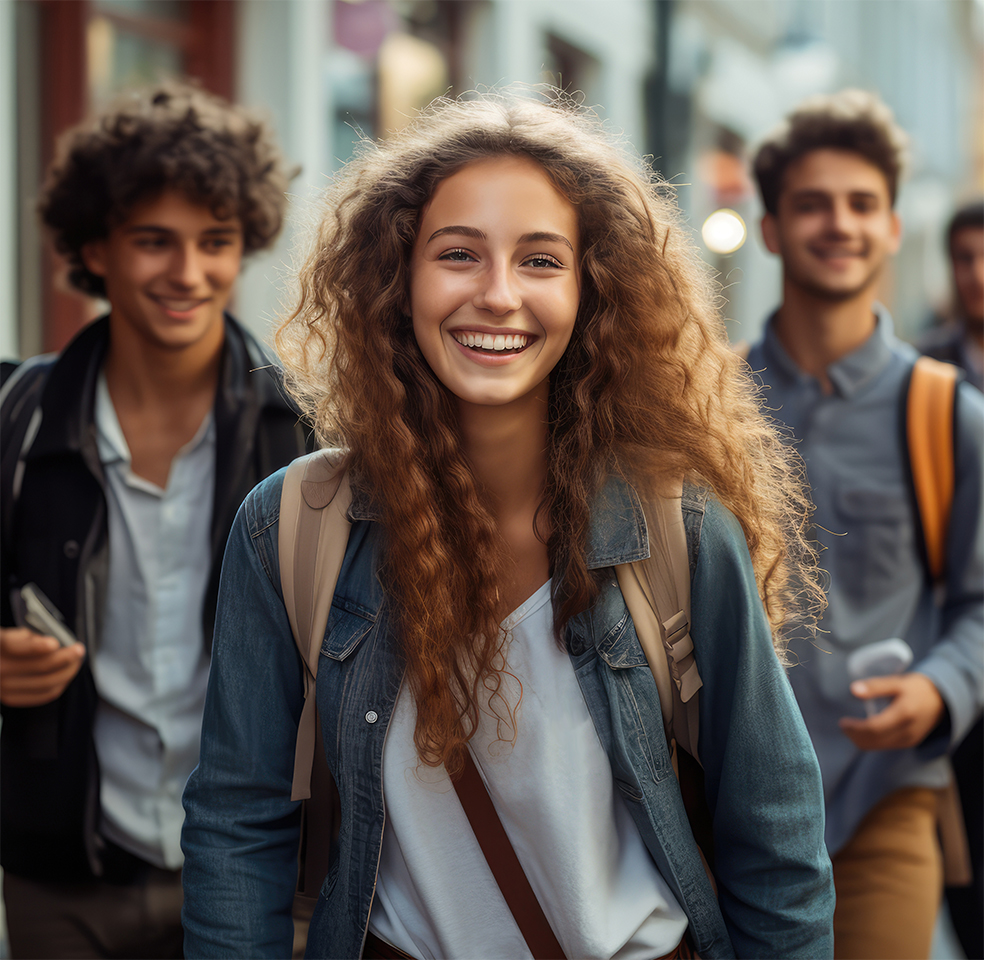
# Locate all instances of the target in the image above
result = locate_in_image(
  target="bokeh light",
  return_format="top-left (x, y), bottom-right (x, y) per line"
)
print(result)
top-left (701, 208), bottom-right (747, 254)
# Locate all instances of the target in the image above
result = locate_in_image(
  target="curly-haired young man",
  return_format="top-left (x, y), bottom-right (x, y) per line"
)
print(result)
top-left (748, 89), bottom-right (983, 959)
top-left (0, 84), bottom-right (309, 958)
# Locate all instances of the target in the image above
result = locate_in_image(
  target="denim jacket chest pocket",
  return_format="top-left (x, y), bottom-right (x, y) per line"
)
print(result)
top-left (582, 575), bottom-right (650, 670)
top-left (321, 598), bottom-right (378, 661)
top-left (316, 593), bottom-right (401, 810)
top-left (571, 578), bottom-right (673, 789)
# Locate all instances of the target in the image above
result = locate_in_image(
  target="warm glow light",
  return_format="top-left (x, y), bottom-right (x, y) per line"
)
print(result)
top-left (701, 209), bottom-right (747, 254)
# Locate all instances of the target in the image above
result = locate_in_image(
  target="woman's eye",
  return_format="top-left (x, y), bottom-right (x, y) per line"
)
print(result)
top-left (439, 248), bottom-right (475, 262)
top-left (524, 255), bottom-right (563, 269)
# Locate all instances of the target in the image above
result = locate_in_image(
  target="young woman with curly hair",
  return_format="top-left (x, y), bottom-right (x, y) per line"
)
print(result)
top-left (181, 91), bottom-right (834, 960)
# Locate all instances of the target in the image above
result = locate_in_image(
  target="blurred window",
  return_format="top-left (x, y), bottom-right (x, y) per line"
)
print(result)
top-left (329, 0), bottom-right (458, 167)
top-left (88, 1), bottom-right (189, 108)
top-left (544, 33), bottom-right (600, 101)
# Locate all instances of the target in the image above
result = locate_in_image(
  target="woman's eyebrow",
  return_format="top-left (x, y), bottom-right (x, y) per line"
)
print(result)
top-left (518, 231), bottom-right (574, 252)
top-left (426, 225), bottom-right (485, 243)
top-left (425, 225), bottom-right (573, 253)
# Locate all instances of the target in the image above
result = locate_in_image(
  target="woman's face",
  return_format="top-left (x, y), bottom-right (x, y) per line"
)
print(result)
top-left (410, 155), bottom-right (580, 411)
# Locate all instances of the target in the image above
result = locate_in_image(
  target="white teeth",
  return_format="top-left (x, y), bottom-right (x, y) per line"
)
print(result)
top-left (453, 332), bottom-right (528, 351)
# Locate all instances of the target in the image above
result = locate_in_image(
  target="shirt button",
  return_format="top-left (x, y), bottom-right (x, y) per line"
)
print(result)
top-left (365, 710), bottom-right (378, 724)
top-left (63, 540), bottom-right (80, 559)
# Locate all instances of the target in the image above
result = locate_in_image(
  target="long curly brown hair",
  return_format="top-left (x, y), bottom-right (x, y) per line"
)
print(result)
top-left (277, 90), bottom-right (822, 774)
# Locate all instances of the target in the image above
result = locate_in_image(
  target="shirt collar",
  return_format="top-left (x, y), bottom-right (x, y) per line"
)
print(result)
top-left (94, 369), bottom-right (216, 471)
top-left (762, 302), bottom-right (897, 399)
top-left (95, 370), bottom-right (130, 466)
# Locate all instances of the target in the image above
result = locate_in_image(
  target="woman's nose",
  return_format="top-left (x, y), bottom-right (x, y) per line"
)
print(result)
top-left (473, 263), bottom-right (522, 315)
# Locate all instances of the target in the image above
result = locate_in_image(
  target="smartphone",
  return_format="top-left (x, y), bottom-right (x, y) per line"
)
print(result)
top-left (846, 637), bottom-right (913, 716)
top-left (12, 583), bottom-right (78, 648)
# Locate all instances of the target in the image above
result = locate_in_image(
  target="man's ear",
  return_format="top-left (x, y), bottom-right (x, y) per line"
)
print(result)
top-left (760, 213), bottom-right (781, 255)
top-left (80, 240), bottom-right (108, 278)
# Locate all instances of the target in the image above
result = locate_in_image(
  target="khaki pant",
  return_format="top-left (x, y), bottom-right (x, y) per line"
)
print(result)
top-left (3, 865), bottom-right (183, 959)
top-left (831, 787), bottom-right (943, 960)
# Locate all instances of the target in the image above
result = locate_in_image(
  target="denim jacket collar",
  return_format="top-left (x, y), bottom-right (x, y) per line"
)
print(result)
top-left (585, 474), bottom-right (650, 569)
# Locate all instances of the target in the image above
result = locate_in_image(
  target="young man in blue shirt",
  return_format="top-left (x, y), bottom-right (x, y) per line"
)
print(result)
top-left (748, 89), bottom-right (984, 960)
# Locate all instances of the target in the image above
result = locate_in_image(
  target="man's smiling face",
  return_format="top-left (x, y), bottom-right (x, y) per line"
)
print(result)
top-left (762, 148), bottom-right (901, 303)
top-left (83, 189), bottom-right (244, 353)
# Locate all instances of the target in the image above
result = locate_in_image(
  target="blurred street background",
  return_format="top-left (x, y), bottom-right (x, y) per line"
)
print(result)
top-left (1, 0), bottom-right (981, 363)
top-left (0, 2), bottom-right (981, 957)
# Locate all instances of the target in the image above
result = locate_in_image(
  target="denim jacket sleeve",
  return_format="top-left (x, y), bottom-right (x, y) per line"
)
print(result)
top-left (181, 469), bottom-right (302, 958)
top-left (690, 499), bottom-right (834, 958)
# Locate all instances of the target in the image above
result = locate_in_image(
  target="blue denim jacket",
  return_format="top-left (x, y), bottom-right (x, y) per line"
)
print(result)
top-left (181, 470), bottom-right (834, 959)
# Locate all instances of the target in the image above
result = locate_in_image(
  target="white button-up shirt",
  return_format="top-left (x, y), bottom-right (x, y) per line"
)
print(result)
top-left (92, 372), bottom-right (215, 869)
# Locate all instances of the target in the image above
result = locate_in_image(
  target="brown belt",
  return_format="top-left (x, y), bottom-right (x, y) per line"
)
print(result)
top-left (362, 932), bottom-right (416, 960)
top-left (362, 930), bottom-right (700, 960)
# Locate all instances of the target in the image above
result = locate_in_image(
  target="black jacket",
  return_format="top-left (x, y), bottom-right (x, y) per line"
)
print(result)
top-left (0, 314), bottom-right (310, 880)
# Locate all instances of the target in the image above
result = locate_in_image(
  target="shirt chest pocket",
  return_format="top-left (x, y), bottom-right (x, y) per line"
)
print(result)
top-left (833, 487), bottom-right (914, 603)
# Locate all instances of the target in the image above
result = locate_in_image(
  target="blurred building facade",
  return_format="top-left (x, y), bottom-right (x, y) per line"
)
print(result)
top-left (654, 0), bottom-right (984, 343)
top-left (1, 0), bottom-right (981, 361)
top-left (0, 0), bottom-right (658, 359)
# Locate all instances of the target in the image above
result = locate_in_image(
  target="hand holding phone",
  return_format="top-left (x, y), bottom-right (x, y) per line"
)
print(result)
top-left (2, 585), bottom-right (84, 707)
top-left (846, 638), bottom-right (913, 716)
top-left (12, 583), bottom-right (78, 648)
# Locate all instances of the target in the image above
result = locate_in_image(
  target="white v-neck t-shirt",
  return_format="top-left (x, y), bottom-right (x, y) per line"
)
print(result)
top-left (369, 580), bottom-right (688, 960)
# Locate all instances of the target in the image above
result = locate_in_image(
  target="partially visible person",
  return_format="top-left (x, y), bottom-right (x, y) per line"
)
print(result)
top-left (748, 89), bottom-right (984, 960)
top-left (920, 199), bottom-right (984, 960)
top-left (0, 83), bottom-right (309, 959)
top-left (918, 200), bottom-right (984, 393)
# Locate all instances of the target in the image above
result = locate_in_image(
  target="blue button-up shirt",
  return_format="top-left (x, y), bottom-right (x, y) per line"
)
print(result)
top-left (747, 307), bottom-right (984, 854)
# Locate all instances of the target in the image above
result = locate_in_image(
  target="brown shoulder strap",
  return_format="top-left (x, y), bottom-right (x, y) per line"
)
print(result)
top-left (907, 356), bottom-right (958, 583)
top-left (278, 449), bottom-right (352, 801)
top-left (453, 750), bottom-right (566, 959)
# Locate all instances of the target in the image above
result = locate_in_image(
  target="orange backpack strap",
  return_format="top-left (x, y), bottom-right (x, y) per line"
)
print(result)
top-left (905, 356), bottom-right (959, 583)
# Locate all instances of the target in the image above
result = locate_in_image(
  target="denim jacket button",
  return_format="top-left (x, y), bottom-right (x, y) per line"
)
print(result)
top-left (365, 710), bottom-right (379, 724)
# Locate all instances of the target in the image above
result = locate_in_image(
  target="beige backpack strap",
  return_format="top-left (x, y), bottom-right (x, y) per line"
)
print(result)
top-left (279, 450), bottom-right (352, 801)
top-left (907, 356), bottom-right (958, 583)
top-left (615, 484), bottom-right (702, 764)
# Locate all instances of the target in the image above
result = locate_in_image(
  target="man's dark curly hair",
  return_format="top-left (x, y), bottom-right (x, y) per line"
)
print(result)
top-left (753, 89), bottom-right (908, 216)
top-left (39, 82), bottom-right (294, 297)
